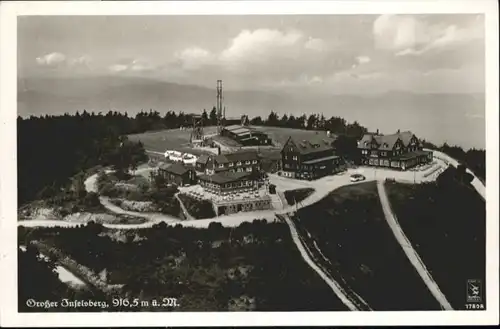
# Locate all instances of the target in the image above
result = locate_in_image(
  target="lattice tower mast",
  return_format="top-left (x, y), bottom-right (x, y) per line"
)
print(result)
top-left (216, 80), bottom-right (223, 134)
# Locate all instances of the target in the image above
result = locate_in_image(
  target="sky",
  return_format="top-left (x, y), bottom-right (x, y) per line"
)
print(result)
top-left (18, 14), bottom-right (485, 94)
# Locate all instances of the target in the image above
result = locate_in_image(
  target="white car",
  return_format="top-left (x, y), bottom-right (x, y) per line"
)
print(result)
top-left (350, 174), bottom-right (366, 182)
top-left (182, 153), bottom-right (197, 166)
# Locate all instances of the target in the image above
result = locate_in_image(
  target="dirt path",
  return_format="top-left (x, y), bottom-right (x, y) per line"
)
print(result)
top-left (278, 213), bottom-right (367, 311)
top-left (376, 180), bottom-right (453, 310)
top-left (175, 193), bottom-right (194, 221)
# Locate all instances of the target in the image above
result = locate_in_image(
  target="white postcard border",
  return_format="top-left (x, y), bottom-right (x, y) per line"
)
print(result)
top-left (1, 1), bottom-right (498, 327)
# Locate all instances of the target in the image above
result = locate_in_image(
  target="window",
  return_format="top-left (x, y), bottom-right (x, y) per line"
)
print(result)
top-left (252, 160), bottom-right (257, 164)
top-left (246, 167), bottom-right (252, 172)
top-left (245, 160), bottom-right (251, 165)
top-left (237, 161), bottom-right (242, 166)
top-left (292, 156), bottom-right (298, 160)
top-left (228, 162), bottom-right (234, 167)
top-left (218, 164), bottom-right (224, 168)
top-left (284, 155), bottom-right (288, 160)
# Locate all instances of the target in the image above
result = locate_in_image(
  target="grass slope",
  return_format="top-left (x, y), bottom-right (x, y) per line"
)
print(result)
top-left (292, 181), bottom-right (441, 310)
top-left (385, 180), bottom-right (486, 309)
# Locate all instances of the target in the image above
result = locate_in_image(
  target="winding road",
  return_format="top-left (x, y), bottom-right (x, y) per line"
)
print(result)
top-left (16, 150), bottom-right (486, 311)
top-left (18, 151), bottom-right (485, 230)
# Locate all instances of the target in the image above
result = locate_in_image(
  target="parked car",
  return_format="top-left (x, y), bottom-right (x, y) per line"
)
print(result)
top-left (350, 174), bottom-right (366, 182)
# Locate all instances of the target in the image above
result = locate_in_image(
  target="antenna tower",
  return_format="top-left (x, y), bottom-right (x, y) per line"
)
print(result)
top-left (216, 80), bottom-right (223, 134)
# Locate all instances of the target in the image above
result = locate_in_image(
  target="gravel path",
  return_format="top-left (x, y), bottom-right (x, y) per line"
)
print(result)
top-left (377, 180), bottom-right (453, 310)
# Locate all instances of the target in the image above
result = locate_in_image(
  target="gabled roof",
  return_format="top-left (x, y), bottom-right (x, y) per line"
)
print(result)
top-left (196, 154), bottom-right (210, 164)
top-left (214, 150), bottom-right (259, 163)
top-left (358, 131), bottom-right (417, 150)
top-left (224, 125), bottom-right (243, 131)
top-left (159, 162), bottom-right (192, 175)
top-left (283, 135), bottom-right (335, 155)
top-left (198, 171), bottom-right (251, 184)
top-left (397, 131), bottom-right (414, 146)
top-left (374, 134), bottom-right (401, 151)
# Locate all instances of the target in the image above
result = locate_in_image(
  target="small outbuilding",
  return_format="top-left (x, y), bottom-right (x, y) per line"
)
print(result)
top-left (158, 162), bottom-right (197, 186)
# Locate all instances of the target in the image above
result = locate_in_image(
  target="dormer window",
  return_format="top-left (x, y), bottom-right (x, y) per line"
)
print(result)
top-left (228, 162), bottom-right (234, 167)
top-left (237, 161), bottom-right (242, 166)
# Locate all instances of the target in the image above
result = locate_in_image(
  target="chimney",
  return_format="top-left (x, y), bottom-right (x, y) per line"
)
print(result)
top-left (397, 129), bottom-right (400, 134)
top-left (376, 129), bottom-right (379, 135)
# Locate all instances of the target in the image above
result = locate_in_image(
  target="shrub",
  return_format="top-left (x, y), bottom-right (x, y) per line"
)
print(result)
top-left (83, 192), bottom-right (101, 207)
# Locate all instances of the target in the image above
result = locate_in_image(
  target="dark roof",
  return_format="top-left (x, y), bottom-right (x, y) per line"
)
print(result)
top-left (303, 155), bottom-right (339, 165)
top-left (211, 135), bottom-right (243, 147)
top-left (196, 154), bottom-right (210, 164)
top-left (284, 135), bottom-right (335, 155)
top-left (198, 171), bottom-right (251, 184)
top-left (214, 150), bottom-right (259, 163)
top-left (358, 131), bottom-right (417, 150)
top-left (159, 162), bottom-right (192, 176)
top-left (224, 124), bottom-right (255, 132)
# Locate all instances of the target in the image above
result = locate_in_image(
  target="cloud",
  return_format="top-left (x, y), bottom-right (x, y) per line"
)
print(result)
top-left (305, 37), bottom-right (327, 51)
top-left (35, 52), bottom-right (66, 66)
top-left (374, 14), bottom-right (484, 57)
top-left (219, 29), bottom-right (327, 69)
top-left (351, 55), bottom-right (372, 69)
top-left (175, 47), bottom-right (214, 70)
top-left (108, 59), bottom-right (154, 73)
top-left (169, 28), bottom-right (337, 84)
top-left (68, 55), bottom-right (92, 68)
top-left (356, 56), bottom-right (371, 64)
top-left (109, 64), bottom-right (129, 72)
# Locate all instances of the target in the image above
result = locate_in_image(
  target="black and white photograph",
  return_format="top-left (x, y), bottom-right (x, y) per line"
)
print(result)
top-left (0, 0), bottom-right (498, 327)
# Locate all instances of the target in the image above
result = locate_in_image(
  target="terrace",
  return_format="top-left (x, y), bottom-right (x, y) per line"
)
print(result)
top-left (179, 184), bottom-right (270, 206)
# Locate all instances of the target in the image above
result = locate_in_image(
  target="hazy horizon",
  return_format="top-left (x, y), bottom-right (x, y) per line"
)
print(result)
top-left (18, 14), bottom-right (486, 150)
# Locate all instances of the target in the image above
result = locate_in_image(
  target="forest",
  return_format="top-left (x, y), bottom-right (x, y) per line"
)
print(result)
top-left (18, 108), bottom-right (485, 206)
top-left (18, 220), bottom-right (348, 312)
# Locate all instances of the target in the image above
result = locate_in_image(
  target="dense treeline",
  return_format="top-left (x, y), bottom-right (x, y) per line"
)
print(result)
top-left (18, 108), bottom-right (485, 205)
top-left (421, 140), bottom-right (485, 182)
top-left (18, 111), bottom-right (151, 204)
top-left (18, 221), bottom-right (347, 311)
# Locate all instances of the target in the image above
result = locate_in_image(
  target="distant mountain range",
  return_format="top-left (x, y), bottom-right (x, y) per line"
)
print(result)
top-left (17, 75), bottom-right (486, 149)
